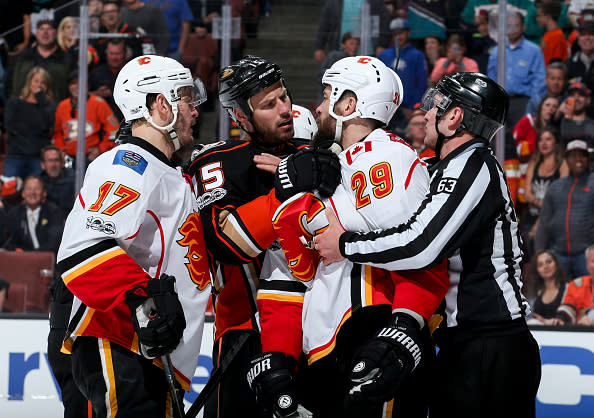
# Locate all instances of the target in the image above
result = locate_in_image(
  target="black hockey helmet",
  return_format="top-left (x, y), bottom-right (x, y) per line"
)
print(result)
top-left (218, 55), bottom-right (286, 124)
top-left (421, 72), bottom-right (509, 141)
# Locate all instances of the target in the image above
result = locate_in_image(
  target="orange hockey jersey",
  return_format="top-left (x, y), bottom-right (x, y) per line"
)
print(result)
top-left (53, 94), bottom-right (119, 157)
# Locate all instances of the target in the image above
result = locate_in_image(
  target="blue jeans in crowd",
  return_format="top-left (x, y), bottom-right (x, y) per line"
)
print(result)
top-left (554, 251), bottom-right (588, 280)
top-left (2, 156), bottom-right (42, 178)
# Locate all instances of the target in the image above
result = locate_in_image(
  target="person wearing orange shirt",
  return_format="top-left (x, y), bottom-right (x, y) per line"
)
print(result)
top-left (537, 2), bottom-right (569, 65)
top-left (53, 72), bottom-right (119, 163)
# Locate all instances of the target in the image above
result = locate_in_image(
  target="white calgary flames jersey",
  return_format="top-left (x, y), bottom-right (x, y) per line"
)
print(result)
top-left (266, 129), bottom-right (430, 363)
top-left (57, 138), bottom-right (211, 389)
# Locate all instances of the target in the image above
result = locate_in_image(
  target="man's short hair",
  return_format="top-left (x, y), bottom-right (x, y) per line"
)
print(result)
top-left (40, 145), bottom-right (62, 160)
top-left (547, 61), bottom-right (567, 76)
top-left (538, 2), bottom-right (561, 21)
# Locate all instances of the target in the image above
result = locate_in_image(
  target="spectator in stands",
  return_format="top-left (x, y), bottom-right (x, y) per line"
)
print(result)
top-left (9, 19), bottom-right (74, 102)
top-left (56, 16), bottom-right (99, 70)
top-left (424, 34), bottom-right (444, 77)
top-left (181, 21), bottom-right (219, 111)
top-left (53, 72), bottom-right (119, 164)
top-left (460, 0), bottom-right (533, 27)
top-left (89, 38), bottom-right (127, 120)
top-left (526, 61), bottom-right (568, 116)
top-left (525, 0), bottom-right (570, 45)
top-left (4, 66), bottom-right (56, 179)
top-left (377, 18), bottom-right (427, 115)
top-left (430, 34), bottom-right (478, 85)
top-left (548, 244), bottom-right (594, 326)
top-left (89, 0), bottom-right (103, 32)
top-left (121, 0), bottom-right (170, 56)
top-left (526, 249), bottom-right (569, 324)
top-left (0, 278), bottom-right (8, 311)
top-left (3, 176), bottom-right (64, 253)
top-left (94, 0), bottom-right (156, 62)
top-left (141, 0), bottom-right (194, 61)
top-left (514, 94), bottom-right (561, 163)
top-left (522, 126), bottom-right (569, 257)
top-left (39, 145), bottom-right (75, 219)
top-left (535, 139), bottom-right (594, 278)
top-left (404, 107), bottom-right (434, 158)
top-left (536, 2), bottom-right (569, 66)
top-left (467, 9), bottom-right (496, 74)
top-left (557, 81), bottom-right (594, 146)
top-left (317, 31), bottom-right (360, 101)
top-left (488, 11), bottom-right (547, 132)
top-left (0, 1), bottom-right (33, 56)
top-left (565, 15), bottom-right (594, 98)
top-left (313, 0), bottom-right (392, 63)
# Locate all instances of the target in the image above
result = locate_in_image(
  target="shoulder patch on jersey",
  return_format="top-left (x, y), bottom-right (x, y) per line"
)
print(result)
top-left (345, 141), bottom-right (372, 165)
top-left (190, 141), bottom-right (227, 161)
top-left (113, 150), bottom-right (148, 175)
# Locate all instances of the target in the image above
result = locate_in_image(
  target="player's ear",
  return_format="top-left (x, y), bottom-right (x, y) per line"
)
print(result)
top-left (155, 94), bottom-right (172, 119)
top-left (234, 108), bottom-right (254, 133)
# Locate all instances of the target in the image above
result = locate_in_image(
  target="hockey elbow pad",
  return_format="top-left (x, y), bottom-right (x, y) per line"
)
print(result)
top-left (125, 274), bottom-right (186, 358)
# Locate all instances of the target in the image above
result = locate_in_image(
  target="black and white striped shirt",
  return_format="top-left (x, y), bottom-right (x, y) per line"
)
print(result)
top-left (339, 138), bottom-right (530, 330)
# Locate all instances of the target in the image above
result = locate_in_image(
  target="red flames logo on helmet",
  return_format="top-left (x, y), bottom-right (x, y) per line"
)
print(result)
top-left (292, 109), bottom-right (301, 119)
top-left (177, 211), bottom-right (210, 290)
top-left (357, 57), bottom-right (372, 64)
top-left (138, 56), bottom-right (151, 65)
top-left (393, 92), bottom-right (399, 104)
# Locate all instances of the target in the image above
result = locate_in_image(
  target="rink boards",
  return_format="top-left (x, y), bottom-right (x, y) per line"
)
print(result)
top-left (0, 317), bottom-right (593, 417)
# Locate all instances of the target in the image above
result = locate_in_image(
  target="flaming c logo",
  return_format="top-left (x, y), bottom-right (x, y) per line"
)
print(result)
top-left (177, 211), bottom-right (210, 290)
top-left (357, 57), bottom-right (372, 64)
top-left (292, 109), bottom-right (301, 119)
top-left (138, 56), bottom-right (151, 65)
top-left (273, 194), bottom-right (326, 282)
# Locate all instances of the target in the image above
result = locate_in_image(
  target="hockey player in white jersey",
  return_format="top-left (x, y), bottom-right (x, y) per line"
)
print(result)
top-left (249, 56), bottom-right (448, 417)
top-left (56, 55), bottom-right (212, 417)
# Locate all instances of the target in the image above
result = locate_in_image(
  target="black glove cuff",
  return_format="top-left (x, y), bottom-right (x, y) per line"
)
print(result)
top-left (375, 312), bottom-right (423, 370)
top-left (247, 351), bottom-right (288, 387)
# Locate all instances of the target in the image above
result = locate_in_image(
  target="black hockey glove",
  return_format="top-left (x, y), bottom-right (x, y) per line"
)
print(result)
top-left (125, 274), bottom-right (186, 359)
top-left (274, 145), bottom-right (342, 202)
top-left (344, 313), bottom-right (423, 411)
top-left (247, 351), bottom-right (312, 418)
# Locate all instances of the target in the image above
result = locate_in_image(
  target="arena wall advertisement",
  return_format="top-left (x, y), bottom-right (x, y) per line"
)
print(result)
top-left (1, 318), bottom-right (593, 417)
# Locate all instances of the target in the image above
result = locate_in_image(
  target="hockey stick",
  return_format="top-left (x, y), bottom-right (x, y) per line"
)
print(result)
top-left (162, 353), bottom-right (186, 418)
top-left (185, 332), bottom-right (251, 418)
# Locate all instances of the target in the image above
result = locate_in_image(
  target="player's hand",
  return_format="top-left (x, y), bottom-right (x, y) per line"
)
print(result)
top-left (314, 208), bottom-right (346, 265)
top-left (125, 274), bottom-right (186, 358)
top-left (254, 152), bottom-right (282, 174)
top-left (247, 351), bottom-right (311, 417)
top-left (344, 313), bottom-right (422, 412)
top-left (273, 146), bottom-right (341, 201)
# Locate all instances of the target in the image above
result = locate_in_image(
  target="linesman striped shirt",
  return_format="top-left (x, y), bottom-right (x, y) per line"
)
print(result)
top-left (339, 138), bottom-right (531, 330)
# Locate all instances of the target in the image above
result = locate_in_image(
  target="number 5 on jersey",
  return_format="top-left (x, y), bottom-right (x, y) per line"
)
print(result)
top-left (88, 181), bottom-right (141, 215)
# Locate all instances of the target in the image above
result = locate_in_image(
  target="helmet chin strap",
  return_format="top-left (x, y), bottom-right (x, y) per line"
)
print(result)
top-left (142, 106), bottom-right (181, 151)
top-left (434, 115), bottom-right (463, 159)
top-left (329, 103), bottom-right (358, 144)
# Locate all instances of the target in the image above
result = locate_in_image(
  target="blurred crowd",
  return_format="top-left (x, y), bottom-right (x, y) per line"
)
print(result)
top-left (0, 0), bottom-right (592, 326)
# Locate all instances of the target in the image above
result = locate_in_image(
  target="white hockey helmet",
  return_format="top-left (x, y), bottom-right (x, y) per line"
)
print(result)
top-left (322, 56), bottom-right (403, 140)
top-left (291, 104), bottom-right (318, 141)
top-left (114, 55), bottom-right (207, 149)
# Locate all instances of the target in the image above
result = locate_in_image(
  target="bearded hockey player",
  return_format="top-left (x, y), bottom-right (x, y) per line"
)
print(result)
top-left (249, 56), bottom-right (449, 418)
top-left (184, 55), bottom-right (341, 418)
top-left (55, 55), bottom-right (212, 417)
